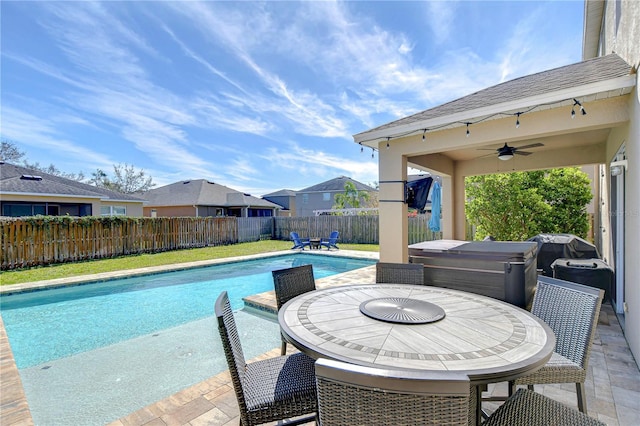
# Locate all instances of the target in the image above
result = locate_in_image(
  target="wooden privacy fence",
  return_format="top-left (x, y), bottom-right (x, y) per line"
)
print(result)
top-left (1, 214), bottom-right (442, 270)
top-left (274, 214), bottom-right (441, 245)
top-left (1, 217), bottom-right (237, 270)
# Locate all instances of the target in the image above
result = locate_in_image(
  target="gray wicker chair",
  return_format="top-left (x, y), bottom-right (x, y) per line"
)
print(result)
top-left (272, 264), bottom-right (316, 355)
top-left (375, 262), bottom-right (424, 285)
top-left (509, 276), bottom-right (604, 413)
top-left (484, 388), bottom-right (606, 426)
top-left (214, 291), bottom-right (317, 426)
top-left (315, 358), bottom-right (471, 426)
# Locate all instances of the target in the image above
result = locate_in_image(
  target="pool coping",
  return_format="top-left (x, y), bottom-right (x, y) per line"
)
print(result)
top-left (0, 249), bottom-right (378, 426)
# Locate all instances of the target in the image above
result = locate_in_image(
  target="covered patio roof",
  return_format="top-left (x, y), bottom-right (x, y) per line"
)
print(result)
top-left (355, 53), bottom-right (636, 263)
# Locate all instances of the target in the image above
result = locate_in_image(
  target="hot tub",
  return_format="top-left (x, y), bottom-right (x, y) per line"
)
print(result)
top-left (408, 240), bottom-right (539, 308)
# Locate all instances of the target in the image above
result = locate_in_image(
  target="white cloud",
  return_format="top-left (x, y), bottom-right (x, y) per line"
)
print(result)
top-left (1, 107), bottom-right (114, 170)
top-left (425, 1), bottom-right (458, 45)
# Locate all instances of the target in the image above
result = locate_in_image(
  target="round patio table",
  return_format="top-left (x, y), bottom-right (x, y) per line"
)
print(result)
top-left (279, 283), bottom-right (555, 424)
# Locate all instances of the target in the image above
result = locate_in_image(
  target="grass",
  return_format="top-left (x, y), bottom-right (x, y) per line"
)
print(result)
top-left (0, 240), bottom-right (379, 286)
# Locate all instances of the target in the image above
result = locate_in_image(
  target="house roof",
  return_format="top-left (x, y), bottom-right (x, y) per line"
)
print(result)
top-left (299, 176), bottom-right (376, 193)
top-left (262, 189), bottom-right (297, 197)
top-left (354, 54), bottom-right (634, 143)
top-left (142, 179), bottom-right (280, 209)
top-left (0, 162), bottom-right (145, 202)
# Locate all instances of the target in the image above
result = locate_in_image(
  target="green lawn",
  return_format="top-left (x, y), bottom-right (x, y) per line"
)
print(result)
top-left (0, 240), bottom-right (379, 286)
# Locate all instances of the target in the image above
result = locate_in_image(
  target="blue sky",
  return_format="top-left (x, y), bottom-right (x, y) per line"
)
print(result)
top-left (1, 1), bottom-right (584, 196)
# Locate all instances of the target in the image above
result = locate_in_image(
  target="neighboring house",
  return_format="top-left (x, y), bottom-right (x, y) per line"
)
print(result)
top-left (354, 1), bottom-right (639, 362)
top-left (295, 176), bottom-right (377, 217)
top-left (0, 162), bottom-right (145, 217)
top-left (262, 189), bottom-right (297, 217)
top-left (141, 179), bottom-right (280, 218)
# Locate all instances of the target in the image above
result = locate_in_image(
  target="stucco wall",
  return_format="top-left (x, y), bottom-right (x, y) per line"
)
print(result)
top-left (99, 201), bottom-right (144, 217)
top-left (601, 0), bottom-right (640, 67)
top-left (143, 205), bottom-right (196, 217)
top-left (623, 83), bottom-right (639, 363)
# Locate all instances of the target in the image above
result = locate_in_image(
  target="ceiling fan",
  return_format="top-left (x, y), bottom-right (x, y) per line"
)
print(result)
top-left (479, 142), bottom-right (544, 160)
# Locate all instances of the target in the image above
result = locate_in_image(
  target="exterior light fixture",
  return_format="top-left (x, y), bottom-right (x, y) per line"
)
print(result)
top-left (497, 143), bottom-right (515, 161)
top-left (610, 159), bottom-right (628, 176)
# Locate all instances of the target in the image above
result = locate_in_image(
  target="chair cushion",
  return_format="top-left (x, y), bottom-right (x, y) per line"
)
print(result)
top-left (514, 351), bottom-right (585, 385)
top-left (484, 388), bottom-right (605, 426)
top-left (243, 352), bottom-right (317, 419)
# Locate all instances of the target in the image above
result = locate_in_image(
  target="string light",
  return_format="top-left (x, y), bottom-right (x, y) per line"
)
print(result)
top-left (356, 97), bottom-right (589, 147)
top-left (371, 148), bottom-right (375, 158)
top-left (360, 142), bottom-right (363, 153)
top-left (571, 99), bottom-right (587, 118)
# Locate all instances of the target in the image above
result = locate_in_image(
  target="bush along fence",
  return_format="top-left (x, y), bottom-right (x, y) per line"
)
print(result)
top-left (1, 214), bottom-right (442, 270)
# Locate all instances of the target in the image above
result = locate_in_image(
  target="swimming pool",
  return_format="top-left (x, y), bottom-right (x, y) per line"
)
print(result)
top-left (1, 253), bottom-right (373, 368)
top-left (0, 252), bottom-right (375, 425)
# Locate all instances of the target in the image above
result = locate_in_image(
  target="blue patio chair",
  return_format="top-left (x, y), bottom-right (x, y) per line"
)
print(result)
top-left (290, 232), bottom-right (310, 250)
top-left (320, 231), bottom-right (339, 250)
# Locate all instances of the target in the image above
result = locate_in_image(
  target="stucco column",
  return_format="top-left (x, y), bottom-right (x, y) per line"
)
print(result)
top-left (379, 150), bottom-right (408, 262)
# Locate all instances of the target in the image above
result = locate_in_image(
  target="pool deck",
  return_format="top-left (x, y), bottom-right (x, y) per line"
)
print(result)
top-left (2, 249), bottom-right (640, 425)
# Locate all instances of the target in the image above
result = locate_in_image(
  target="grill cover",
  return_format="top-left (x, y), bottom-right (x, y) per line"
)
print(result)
top-left (527, 233), bottom-right (600, 276)
top-left (552, 258), bottom-right (614, 302)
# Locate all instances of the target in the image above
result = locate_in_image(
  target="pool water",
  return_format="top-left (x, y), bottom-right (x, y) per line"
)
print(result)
top-left (0, 253), bottom-right (374, 425)
top-left (1, 253), bottom-right (373, 368)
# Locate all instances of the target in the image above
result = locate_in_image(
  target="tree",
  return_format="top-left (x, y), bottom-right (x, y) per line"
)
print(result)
top-left (0, 139), bottom-right (26, 162)
top-left (465, 168), bottom-right (592, 241)
top-left (333, 181), bottom-right (370, 211)
top-left (23, 161), bottom-right (85, 181)
top-left (89, 163), bottom-right (155, 193)
top-left (1, 139), bottom-right (84, 180)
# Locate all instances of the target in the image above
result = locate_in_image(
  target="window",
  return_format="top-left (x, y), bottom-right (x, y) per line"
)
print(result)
top-left (323, 192), bottom-right (331, 201)
top-left (101, 205), bottom-right (126, 216)
top-left (302, 194), bottom-right (309, 204)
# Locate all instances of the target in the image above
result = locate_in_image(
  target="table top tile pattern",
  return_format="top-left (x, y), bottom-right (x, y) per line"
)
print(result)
top-left (280, 283), bottom-right (555, 383)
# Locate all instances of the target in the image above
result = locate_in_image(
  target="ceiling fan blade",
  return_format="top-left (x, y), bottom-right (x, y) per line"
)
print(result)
top-left (514, 142), bottom-right (544, 150)
top-left (514, 151), bottom-right (532, 156)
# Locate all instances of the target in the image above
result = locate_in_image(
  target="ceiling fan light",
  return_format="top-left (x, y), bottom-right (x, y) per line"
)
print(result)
top-left (498, 153), bottom-right (514, 161)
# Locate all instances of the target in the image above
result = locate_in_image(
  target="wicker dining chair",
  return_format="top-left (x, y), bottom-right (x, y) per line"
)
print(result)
top-left (214, 291), bottom-right (317, 426)
top-left (315, 358), bottom-right (471, 426)
top-left (484, 388), bottom-right (606, 426)
top-left (508, 276), bottom-right (604, 413)
top-left (375, 262), bottom-right (425, 285)
top-left (272, 264), bottom-right (316, 355)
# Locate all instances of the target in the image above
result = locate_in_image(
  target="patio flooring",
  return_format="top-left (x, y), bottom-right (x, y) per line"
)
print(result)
top-left (2, 251), bottom-right (639, 425)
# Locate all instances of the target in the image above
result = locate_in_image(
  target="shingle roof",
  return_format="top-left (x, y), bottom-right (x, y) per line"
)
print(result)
top-left (142, 179), bottom-right (280, 208)
top-left (262, 189), bottom-right (297, 197)
top-left (299, 176), bottom-right (376, 193)
top-left (0, 162), bottom-right (145, 202)
top-left (355, 54), bottom-right (633, 138)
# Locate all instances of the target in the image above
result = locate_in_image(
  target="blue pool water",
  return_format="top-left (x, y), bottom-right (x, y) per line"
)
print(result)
top-left (1, 253), bottom-right (374, 369)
